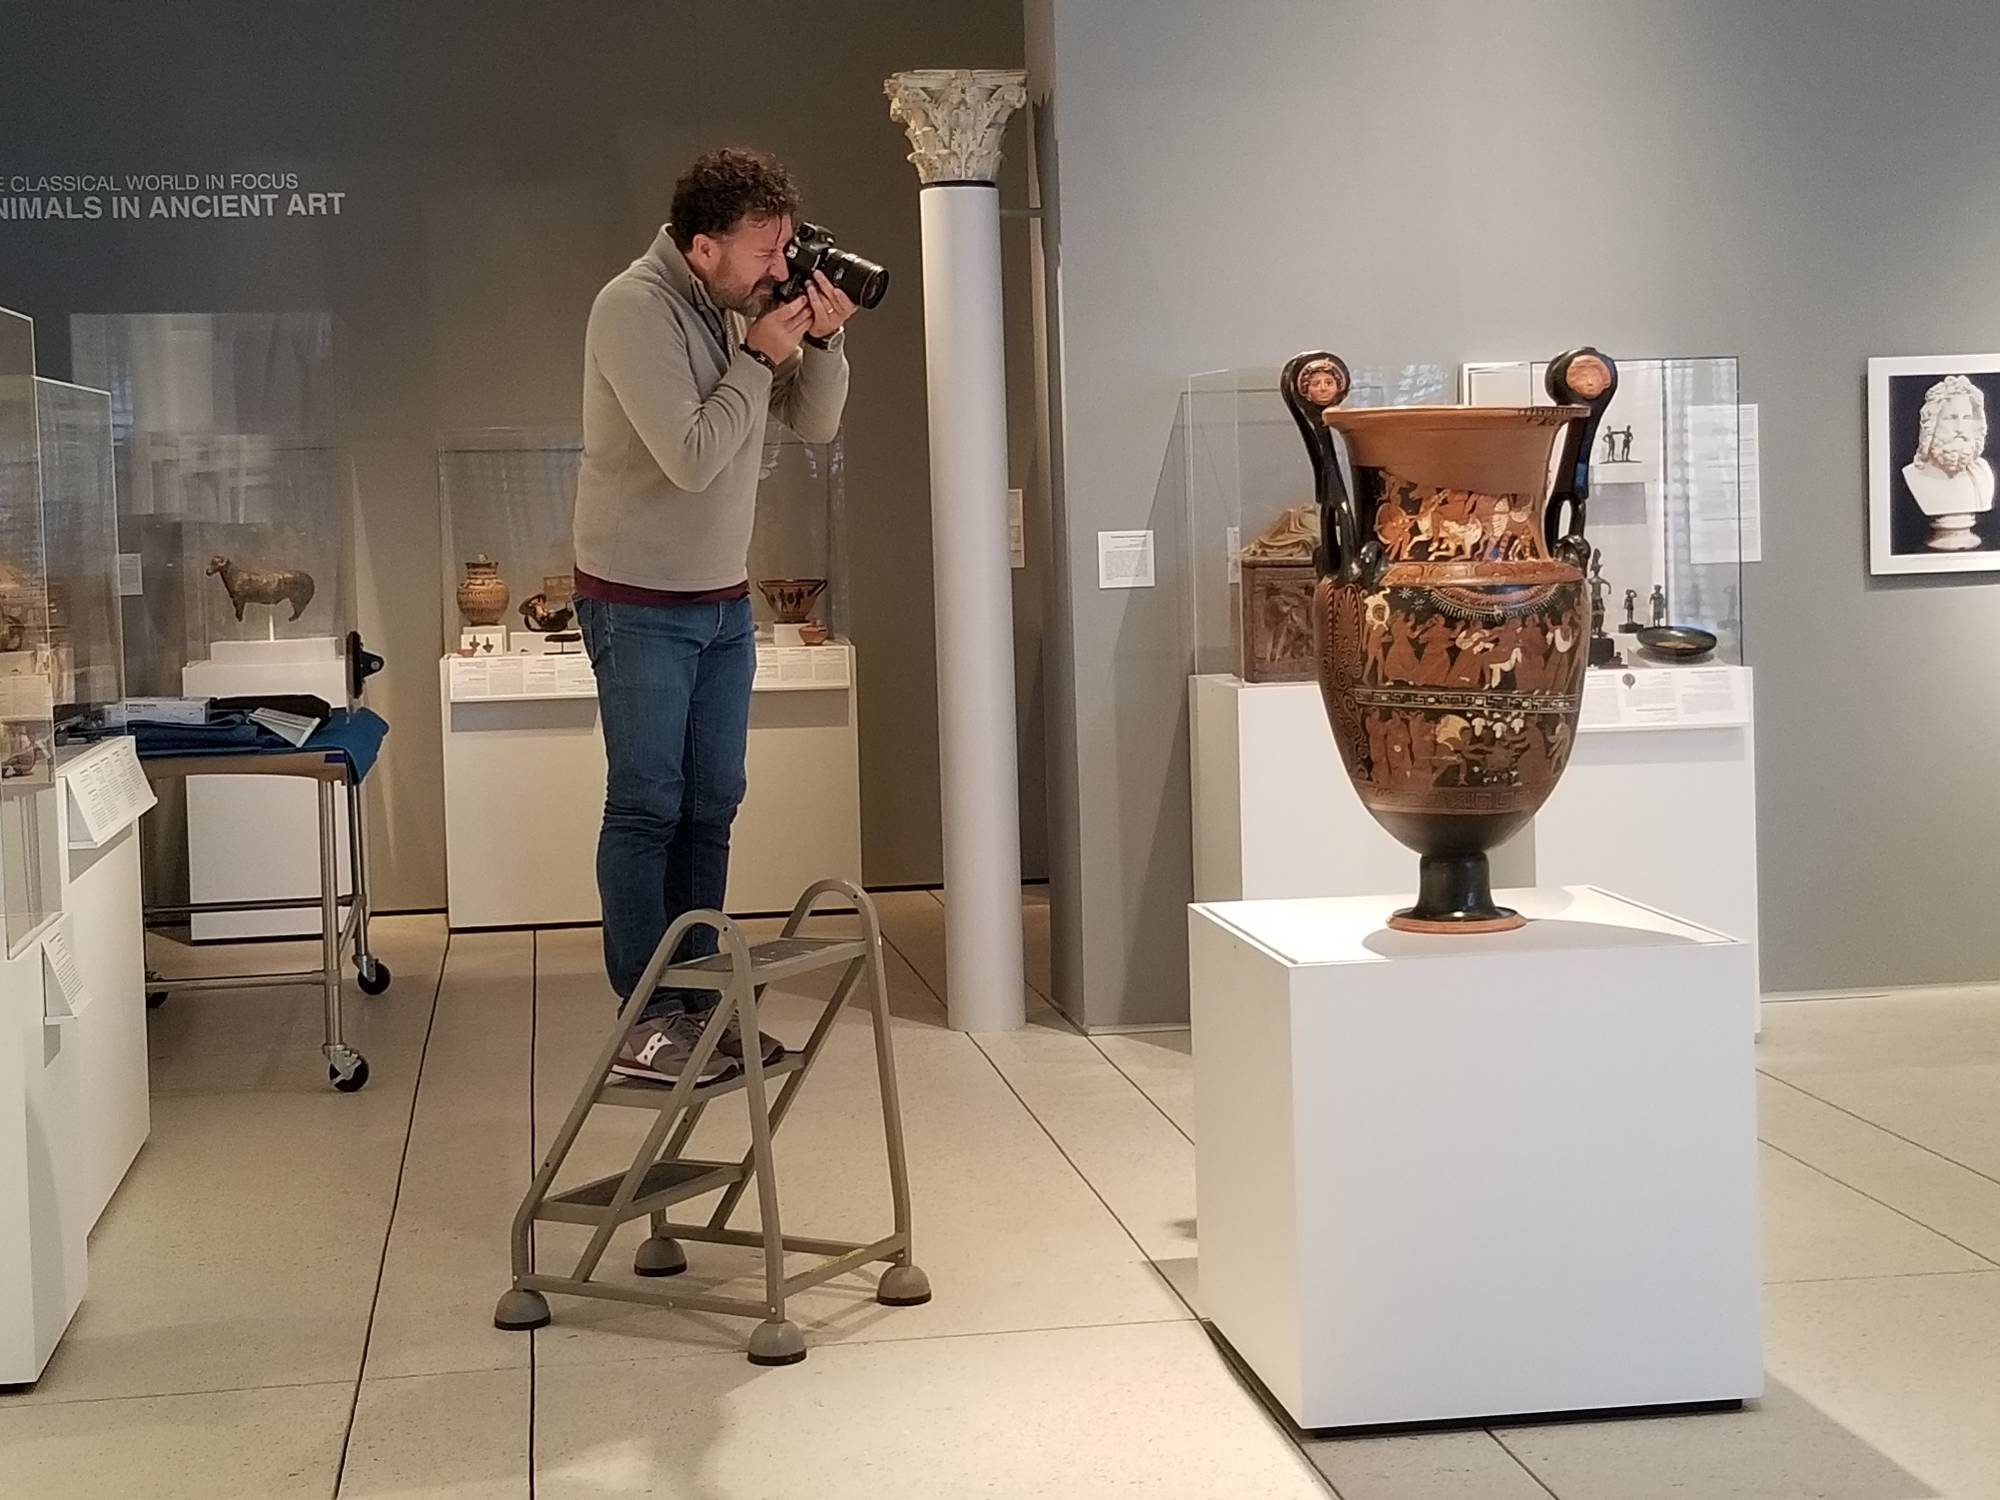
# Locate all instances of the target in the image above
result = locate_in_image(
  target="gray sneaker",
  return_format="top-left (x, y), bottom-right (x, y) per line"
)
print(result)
top-left (702, 1007), bottom-right (786, 1068)
top-left (611, 1014), bottom-right (736, 1086)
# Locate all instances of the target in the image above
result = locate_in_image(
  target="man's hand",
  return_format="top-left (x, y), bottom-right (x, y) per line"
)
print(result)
top-left (804, 270), bottom-right (856, 341)
top-left (745, 297), bottom-right (813, 366)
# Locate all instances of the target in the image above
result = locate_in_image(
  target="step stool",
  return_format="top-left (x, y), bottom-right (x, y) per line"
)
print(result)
top-left (493, 880), bottom-right (930, 1365)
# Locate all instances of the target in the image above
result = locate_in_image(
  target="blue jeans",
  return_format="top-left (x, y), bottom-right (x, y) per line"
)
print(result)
top-left (578, 593), bottom-right (755, 1018)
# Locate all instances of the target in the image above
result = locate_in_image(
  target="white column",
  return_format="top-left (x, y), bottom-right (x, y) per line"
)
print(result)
top-left (888, 69), bottom-right (1029, 1032)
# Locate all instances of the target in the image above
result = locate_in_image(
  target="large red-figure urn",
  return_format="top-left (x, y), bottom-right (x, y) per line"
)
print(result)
top-left (1282, 348), bottom-right (1617, 932)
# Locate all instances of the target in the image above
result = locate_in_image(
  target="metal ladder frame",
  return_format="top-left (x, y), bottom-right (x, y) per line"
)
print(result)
top-left (494, 879), bottom-right (929, 1364)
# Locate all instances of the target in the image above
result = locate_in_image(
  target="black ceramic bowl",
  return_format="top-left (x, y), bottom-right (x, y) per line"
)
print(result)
top-left (1635, 624), bottom-right (1718, 664)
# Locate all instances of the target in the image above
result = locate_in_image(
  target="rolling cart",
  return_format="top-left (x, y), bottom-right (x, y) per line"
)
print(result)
top-left (137, 707), bottom-right (392, 1091)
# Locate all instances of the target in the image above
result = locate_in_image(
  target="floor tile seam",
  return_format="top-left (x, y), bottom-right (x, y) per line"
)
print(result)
top-left (334, 931), bottom-right (451, 1494)
top-left (0, 1375), bottom-right (358, 1411)
top-left (528, 928), bottom-right (542, 1500)
top-left (1763, 1266), bottom-right (2000, 1289)
top-left (1484, 1429), bottom-right (1563, 1499)
top-left (1768, 1144), bottom-right (2000, 1272)
top-left (1764, 1267), bottom-right (2000, 1286)
top-left (1758, 1068), bottom-right (2000, 1192)
top-left (965, 1030), bottom-right (1204, 1323)
top-left (532, 1314), bottom-right (1205, 1381)
top-left (876, 927), bottom-right (950, 1020)
top-left (1087, 1036), bottom-right (1197, 1148)
top-left (1759, 1132), bottom-right (2000, 1270)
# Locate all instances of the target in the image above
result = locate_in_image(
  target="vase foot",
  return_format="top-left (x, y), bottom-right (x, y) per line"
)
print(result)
top-left (1389, 907), bottom-right (1525, 935)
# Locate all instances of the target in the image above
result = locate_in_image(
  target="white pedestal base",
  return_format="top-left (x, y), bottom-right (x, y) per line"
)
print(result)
top-left (440, 650), bottom-right (865, 928)
top-left (1190, 886), bottom-right (1762, 1430)
top-left (55, 742), bottom-right (152, 1227)
top-left (182, 641), bottom-right (351, 940)
top-left (0, 913), bottom-right (87, 1385)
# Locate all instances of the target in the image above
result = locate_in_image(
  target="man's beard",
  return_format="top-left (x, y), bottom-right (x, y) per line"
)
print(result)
top-left (1926, 431), bottom-right (1984, 475)
top-left (719, 278), bottom-right (781, 317)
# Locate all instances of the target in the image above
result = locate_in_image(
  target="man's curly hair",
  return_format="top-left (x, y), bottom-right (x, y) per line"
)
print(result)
top-left (668, 149), bottom-right (801, 250)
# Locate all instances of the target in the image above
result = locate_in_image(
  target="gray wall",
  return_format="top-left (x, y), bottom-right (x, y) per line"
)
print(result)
top-left (1, 0), bottom-right (1045, 910)
top-left (1030, 0), bottom-right (2000, 1021)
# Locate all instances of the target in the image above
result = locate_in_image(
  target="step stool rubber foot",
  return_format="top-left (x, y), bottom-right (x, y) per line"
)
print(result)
top-left (747, 1319), bottom-right (807, 1366)
top-left (876, 1264), bottom-right (933, 1307)
top-left (634, 1236), bottom-right (688, 1278)
top-left (494, 1289), bottom-right (551, 1331)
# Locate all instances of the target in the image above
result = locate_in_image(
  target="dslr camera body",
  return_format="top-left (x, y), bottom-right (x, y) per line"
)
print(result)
top-left (773, 222), bottom-right (889, 310)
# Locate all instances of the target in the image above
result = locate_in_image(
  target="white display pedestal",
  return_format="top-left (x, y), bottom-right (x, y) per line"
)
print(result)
top-left (1190, 886), bottom-right (1762, 1431)
top-left (0, 908), bottom-right (87, 1386)
top-left (1189, 666), bottom-right (1758, 984)
top-left (182, 637), bottom-right (351, 940)
top-left (55, 738), bottom-right (153, 1227)
top-left (439, 641), bottom-right (865, 928)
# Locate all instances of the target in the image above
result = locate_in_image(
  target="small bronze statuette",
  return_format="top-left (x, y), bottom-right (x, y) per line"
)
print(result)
top-left (207, 555), bottom-right (316, 623)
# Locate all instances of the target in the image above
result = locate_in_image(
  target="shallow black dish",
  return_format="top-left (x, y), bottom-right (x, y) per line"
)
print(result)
top-left (1635, 624), bottom-right (1718, 663)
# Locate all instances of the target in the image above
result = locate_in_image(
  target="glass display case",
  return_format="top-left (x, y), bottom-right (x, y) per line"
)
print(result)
top-left (1462, 355), bottom-right (1745, 667)
top-left (747, 432), bottom-right (848, 646)
top-left (37, 379), bottom-right (125, 737)
top-left (1182, 362), bottom-right (1449, 681)
top-left (438, 428), bottom-right (583, 656)
top-left (70, 312), bottom-right (352, 695)
top-left (0, 304), bottom-right (60, 956)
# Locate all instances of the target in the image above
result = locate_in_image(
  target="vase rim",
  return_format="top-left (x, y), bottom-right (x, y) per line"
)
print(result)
top-left (1323, 404), bottom-right (1588, 430)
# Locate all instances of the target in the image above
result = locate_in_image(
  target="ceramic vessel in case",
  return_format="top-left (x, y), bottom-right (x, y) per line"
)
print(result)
top-left (457, 554), bottom-right (510, 626)
top-left (756, 577), bottom-right (828, 624)
top-left (1283, 347), bottom-right (1616, 932)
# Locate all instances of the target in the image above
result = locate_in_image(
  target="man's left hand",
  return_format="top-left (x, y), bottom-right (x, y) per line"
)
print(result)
top-left (804, 270), bottom-right (856, 341)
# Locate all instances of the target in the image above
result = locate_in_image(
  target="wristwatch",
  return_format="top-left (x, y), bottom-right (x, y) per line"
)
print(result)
top-left (740, 343), bottom-right (778, 372)
top-left (804, 328), bottom-right (845, 353)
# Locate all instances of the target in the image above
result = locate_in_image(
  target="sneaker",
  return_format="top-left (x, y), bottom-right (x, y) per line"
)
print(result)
top-left (611, 1014), bottom-right (737, 1086)
top-left (696, 1006), bottom-right (787, 1068)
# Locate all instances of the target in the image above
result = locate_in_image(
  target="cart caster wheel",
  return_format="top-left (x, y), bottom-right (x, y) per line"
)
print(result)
top-left (356, 958), bottom-right (391, 996)
top-left (747, 1319), bottom-right (806, 1367)
top-left (494, 1289), bottom-right (550, 1331)
top-left (146, 991), bottom-right (168, 1010)
top-left (329, 1055), bottom-right (370, 1092)
top-left (634, 1236), bottom-right (688, 1278)
top-left (876, 1264), bottom-right (933, 1307)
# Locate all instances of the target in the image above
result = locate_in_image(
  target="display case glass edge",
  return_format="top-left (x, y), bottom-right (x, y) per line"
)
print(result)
top-left (1461, 353), bottom-right (1746, 669)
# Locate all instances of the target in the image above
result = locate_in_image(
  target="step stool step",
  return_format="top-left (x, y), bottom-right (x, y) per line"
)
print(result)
top-left (536, 1158), bottom-right (745, 1225)
top-left (665, 937), bottom-right (870, 991)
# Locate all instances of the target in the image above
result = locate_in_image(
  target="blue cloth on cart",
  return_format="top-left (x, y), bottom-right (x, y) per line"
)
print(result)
top-left (132, 707), bottom-right (390, 784)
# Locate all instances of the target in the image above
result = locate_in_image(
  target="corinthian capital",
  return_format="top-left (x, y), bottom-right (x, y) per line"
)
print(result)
top-left (885, 69), bottom-right (1029, 186)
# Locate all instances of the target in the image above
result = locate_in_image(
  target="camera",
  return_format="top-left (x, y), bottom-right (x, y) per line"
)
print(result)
top-left (773, 222), bottom-right (889, 310)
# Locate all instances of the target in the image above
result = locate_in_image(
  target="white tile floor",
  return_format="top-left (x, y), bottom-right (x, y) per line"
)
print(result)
top-left (4, 893), bottom-right (1999, 1497)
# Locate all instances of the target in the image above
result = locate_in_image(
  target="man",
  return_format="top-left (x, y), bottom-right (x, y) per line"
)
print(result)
top-left (573, 148), bottom-right (855, 1084)
top-left (1903, 374), bottom-right (1995, 552)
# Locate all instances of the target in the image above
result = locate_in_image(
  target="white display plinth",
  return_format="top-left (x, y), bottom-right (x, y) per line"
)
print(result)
top-left (1190, 886), bottom-right (1762, 1431)
top-left (439, 644), bottom-right (865, 928)
top-left (182, 638), bottom-right (351, 940)
top-left (1189, 666), bottom-right (1758, 989)
top-left (0, 911), bottom-right (87, 1385)
top-left (54, 739), bottom-right (152, 1227)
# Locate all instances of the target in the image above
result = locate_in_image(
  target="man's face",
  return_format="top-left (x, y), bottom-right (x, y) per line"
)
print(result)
top-left (690, 215), bottom-right (794, 316)
top-left (1924, 393), bottom-right (1986, 475)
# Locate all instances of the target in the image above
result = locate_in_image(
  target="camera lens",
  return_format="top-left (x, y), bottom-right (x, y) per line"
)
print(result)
top-left (827, 251), bottom-right (889, 310)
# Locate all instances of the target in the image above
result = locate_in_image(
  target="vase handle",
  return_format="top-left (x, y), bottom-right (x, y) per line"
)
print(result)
top-left (1280, 351), bottom-right (1360, 580)
top-left (1543, 348), bottom-right (1618, 567)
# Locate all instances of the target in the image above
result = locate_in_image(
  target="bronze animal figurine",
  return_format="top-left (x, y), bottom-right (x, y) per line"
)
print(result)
top-left (519, 593), bottom-right (575, 634)
top-left (207, 555), bottom-right (316, 622)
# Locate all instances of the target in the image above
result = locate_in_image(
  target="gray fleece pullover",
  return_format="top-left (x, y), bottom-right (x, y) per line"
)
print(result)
top-left (572, 227), bottom-right (850, 592)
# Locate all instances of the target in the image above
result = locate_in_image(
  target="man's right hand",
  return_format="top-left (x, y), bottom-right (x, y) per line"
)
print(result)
top-left (745, 298), bottom-right (813, 366)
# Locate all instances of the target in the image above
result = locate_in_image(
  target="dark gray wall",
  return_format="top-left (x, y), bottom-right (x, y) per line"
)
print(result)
top-left (0, 0), bottom-right (1044, 909)
top-left (1031, 0), bottom-right (2000, 1020)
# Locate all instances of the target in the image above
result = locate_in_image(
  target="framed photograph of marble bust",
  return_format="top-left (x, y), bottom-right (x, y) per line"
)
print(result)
top-left (1869, 355), bottom-right (2000, 575)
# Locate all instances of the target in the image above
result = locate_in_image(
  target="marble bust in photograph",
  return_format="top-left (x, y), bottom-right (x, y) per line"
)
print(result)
top-left (1904, 373), bottom-right (1995, 551)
